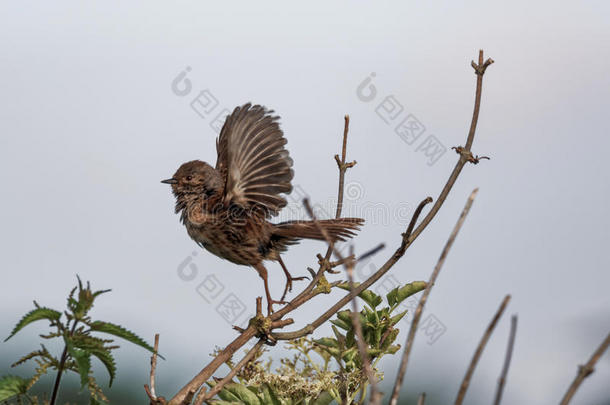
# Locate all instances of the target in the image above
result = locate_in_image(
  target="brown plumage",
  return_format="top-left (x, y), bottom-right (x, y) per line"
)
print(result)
top-left (162, 103), bottom-right (364, 314)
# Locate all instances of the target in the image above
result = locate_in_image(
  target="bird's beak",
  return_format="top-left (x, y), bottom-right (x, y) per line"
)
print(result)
top-left (161, 178), bottom-right (178, 185)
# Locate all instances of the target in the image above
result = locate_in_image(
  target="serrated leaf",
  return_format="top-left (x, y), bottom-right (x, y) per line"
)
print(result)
top-left (67, 343), bottom-right (91, 389)
top-left (223, 382), bottom-right (261, 405)
top-left (88, 321), bottom-right (162, 359)
top-left (5, 307), bottom-right (61, 341)
top-left (87, 347), bottom-right (116, 387)
top-left (0, 375), bottom-right (30, 401)
top-left (314, 338), bottom-right (338, 348)
top-left (312, 391), bottom-right (334, 405)
top-left (394, 281), bottom-right (427, 306)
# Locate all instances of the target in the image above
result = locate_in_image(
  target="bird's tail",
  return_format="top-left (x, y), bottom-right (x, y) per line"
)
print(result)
top-left (272, 218), bottom-right (364, 243)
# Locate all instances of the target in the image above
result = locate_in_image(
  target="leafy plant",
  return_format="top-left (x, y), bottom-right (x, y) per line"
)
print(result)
top-left (0, 276), bottom-right (159, 405)
top-left (206, 281), bottom-right (426, 405)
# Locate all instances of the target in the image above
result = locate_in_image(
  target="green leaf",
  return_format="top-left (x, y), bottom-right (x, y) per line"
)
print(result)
top-left (337, 284), bottom-right (383, 308)
top-left (0, 375), bottom-right (30, 401)
top-left (223, 382), bottom-right (261, 405)
top-left (260, 383), bottom-right (281, 405)
top-left (336, 310), bottom-right (352, 325)
top-left (393, 281), bottom-right (427, 306)
top-left (5, 307), bottom-right (61, 341)
top-left (330, 318), bottom-right (351, 331)
top-left (386, 344), bottom-right (401, 354)
top-left (67, 343), bottom-right (91, 389)
top-left (380, 329), bottom-right (400, 351)
top-left (312, 391), bottom-right (334, 405)
top-left (314, 338), bottom-right (338, 348)
top-left (88, 321), bottom-right (163, 359)
top-left (88, 347), bottom-right (116, 387)
top-left (390, 310), bottom-right (408, 326)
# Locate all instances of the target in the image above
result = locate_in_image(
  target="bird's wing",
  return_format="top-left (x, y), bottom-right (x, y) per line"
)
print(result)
top-left (215, 103), bottom-right (294, 217)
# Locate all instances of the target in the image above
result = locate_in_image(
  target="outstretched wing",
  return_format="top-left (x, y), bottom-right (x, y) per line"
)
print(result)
top-left (215, 103), bottom-right (294, 217)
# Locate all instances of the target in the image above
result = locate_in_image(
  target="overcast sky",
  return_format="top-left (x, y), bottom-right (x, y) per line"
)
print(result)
top-left (1, 1), bottom-right (609, 404)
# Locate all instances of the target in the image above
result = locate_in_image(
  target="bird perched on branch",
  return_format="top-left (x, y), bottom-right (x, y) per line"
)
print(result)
top-left (163, 103), bottom-right (364, 314)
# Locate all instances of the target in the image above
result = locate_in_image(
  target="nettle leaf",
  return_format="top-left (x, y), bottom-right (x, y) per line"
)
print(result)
top-left (88, 321), bottom-right (162, 358)
top-left (88, 347), bottom-right (116, 387)
top-left (5, 307), bottom-right (61, 342)
top-left (387, 281), bottom-right (427, 307)
top-left (0, 375), bottom-right (30, 401)
top-left (67, 344), bottom-right (91, 389)
top-left (337, 284), bottom-right (383, 308)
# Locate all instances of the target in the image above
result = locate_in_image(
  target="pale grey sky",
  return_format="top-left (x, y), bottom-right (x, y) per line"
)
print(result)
top-left (1, 1), bottom-right (609, 404)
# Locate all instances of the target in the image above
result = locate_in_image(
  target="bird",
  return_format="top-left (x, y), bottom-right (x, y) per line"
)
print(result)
top-left (162, 103), bottom-right (364, 314)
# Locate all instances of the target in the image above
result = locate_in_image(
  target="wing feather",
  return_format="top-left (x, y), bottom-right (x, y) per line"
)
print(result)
top-left (215, 103), bottom-right (294, 217)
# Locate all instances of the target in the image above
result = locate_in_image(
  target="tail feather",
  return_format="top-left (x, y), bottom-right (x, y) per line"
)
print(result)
top-left (273, 218), bottom-right (364, 243)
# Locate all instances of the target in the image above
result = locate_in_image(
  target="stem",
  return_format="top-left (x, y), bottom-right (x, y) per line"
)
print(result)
top-left (49, 320), bottom-right (79, 405)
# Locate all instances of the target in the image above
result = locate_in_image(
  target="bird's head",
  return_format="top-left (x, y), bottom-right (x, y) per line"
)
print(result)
top-left (162, 160), bottom-right (222, 212)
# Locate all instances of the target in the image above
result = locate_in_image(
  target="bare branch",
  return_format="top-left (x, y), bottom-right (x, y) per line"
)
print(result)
top-left (493, 315), bottom-right (518, 405)
top-left (559, 332), bottom-right (610, 405)
top-left (145, 334), bottom-right (166, 405)
top-left (454, 294), bottom-right (511, 405)
top-left (389, 189), bottom-right (479, 405)
top-left (417, 392), bottom-right (426, 405)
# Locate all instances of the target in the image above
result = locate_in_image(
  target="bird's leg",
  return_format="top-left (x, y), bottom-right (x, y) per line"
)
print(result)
top-left (278, 256), bottom-right (309, 302)
top-left (254, 263), bottom-right (287, 315)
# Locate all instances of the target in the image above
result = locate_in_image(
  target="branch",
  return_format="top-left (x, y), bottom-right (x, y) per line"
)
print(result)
top-left (493, 315), bottom-right (518, 405)
top-left (417, 392), bottom-right (426, 405)
top-left (559, 332), bottom-right (610, 405)
top-left (454, 294), bottom-right (511, 405)
top-left (145, 334), bottom-right (165, 405)
top-left (389, 188), bottom-right (479, 405)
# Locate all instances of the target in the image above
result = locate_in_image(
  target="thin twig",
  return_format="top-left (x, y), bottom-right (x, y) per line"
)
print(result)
top-left (559, 332), bottom-right (610, 405)
top-left (454, 294), bottom-right (511, 405)
top-left (417, 392), bottom-right (426, 405)
top-left (493, 315), bottom-right (518, 405)
top-left (389, 189), bottom-right (479, 405)
top-left (196, 339), bottom-right (266, 404)
top-left (144, 334), bottom-right (162, 404)
top-left (346, 246), bottom-right (379, 405)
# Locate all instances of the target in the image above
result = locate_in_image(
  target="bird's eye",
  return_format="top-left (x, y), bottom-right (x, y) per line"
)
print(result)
top-left (186, 176), bottom-right (192, 181)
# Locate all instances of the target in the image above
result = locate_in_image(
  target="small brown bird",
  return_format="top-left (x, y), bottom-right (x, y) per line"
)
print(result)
top-left (163, 103), bottom-right (363, 314)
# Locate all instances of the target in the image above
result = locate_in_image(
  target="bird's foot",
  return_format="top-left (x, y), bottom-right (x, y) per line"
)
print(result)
top-left (281, 274), bottom-right (310, 302)
top-left (267, 298), bottom-right (289, 315)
